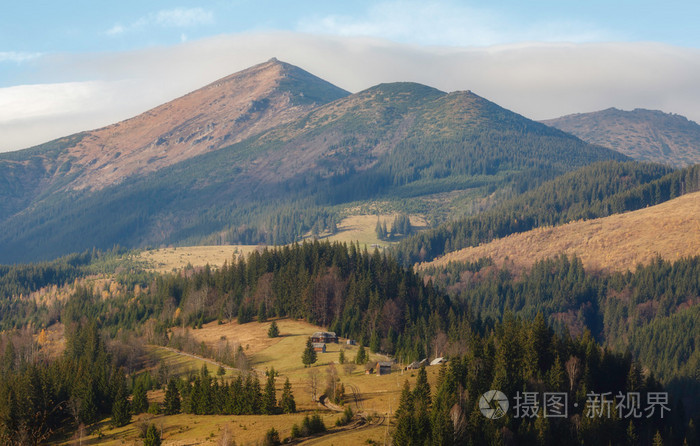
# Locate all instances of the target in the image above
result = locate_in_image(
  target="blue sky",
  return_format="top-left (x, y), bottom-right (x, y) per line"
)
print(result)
top-left (2, 1), bottom-right (700, 151)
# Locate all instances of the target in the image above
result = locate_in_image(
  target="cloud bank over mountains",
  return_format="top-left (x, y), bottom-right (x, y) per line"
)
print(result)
top-left (1, 32), bottom-right (699, 152)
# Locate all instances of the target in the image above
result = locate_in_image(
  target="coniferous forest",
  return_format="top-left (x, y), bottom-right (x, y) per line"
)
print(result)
top-left (0, 241), bottom-right (697, 444)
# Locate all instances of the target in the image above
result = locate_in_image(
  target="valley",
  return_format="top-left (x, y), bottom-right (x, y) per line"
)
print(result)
top-left (0, 58), bottom-right (697, 445)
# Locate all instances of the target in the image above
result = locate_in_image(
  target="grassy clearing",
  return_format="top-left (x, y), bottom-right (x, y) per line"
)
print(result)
top-left (135, 212), bottom-right (428, 272)
top-left (137, 245), bottom-right (261, 273)
top-left (77, 318), bottom-right (444, 445)
top-left (420, 191), bottom-right (700, 273)
top-left (147, 345), bottom-right (238, 379)
top-left (320, 213), bottom-right (428, 249)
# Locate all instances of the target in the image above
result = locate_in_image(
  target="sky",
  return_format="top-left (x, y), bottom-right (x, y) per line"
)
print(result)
top-left (1, 0), bottom-right (700, 152)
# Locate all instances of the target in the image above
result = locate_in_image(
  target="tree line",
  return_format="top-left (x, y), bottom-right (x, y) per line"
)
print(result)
top-left (394, 162), bottom-right (700, 265)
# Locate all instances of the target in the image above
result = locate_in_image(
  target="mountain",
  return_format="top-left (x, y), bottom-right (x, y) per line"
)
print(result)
top-left (542, 108), bottom-right (700, 167)
top-left (0, 62), bottom-right (627, 263)
top-left (418, 190), bottom-right (700, 273)
top-left (0, 58), bottom-right (348, 214)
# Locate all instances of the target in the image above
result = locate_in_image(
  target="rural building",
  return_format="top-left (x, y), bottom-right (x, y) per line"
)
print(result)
top-left (376, 361), bottom-right (393, 375)
top-left (311, 331), bottom-right (338, 343)
top-left (312, 343), bottom-right (327, 353)
top-left (430, 357), bottom-right (447, 366)
top-left (407, 359), bottom-right (427, 370)
top-left (346, 339), bottom-right (356, 345)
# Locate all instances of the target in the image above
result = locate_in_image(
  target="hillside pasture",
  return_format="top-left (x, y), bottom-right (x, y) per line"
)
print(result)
top-left (420, 191), bottom-right (700, 273)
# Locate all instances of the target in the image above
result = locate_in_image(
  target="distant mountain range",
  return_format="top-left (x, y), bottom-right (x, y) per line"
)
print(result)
top-left (0, 59), bottom-right (636, 263)
top-left (543, 107), bottom-right (700, 167)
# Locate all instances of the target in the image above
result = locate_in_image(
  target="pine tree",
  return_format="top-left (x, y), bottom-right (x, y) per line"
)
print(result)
top-left (110, 370), bottom-right (131, 427)
top-left (263, 427), bottom-right (281, 446)
top-left (653, 430), bottom-right (664, 446)
top-left (268, 320), bottom-right (279, 338)
top-left (547, 355), bottom-right (566, 392)
top-left (144, 423), bottom-right (161, 446)
top-left (338, 349), bottom-right (345, 364)
top-left (302, 338), bottom-right (317, 367)
top-left (413, 366), bottom-right (431, 408)
top-left (280, 377), bottom-right (296, 413)
top-left (263, 372), bottom-right (277, 414)
top-left (393, 380), bottom-right (414, 445)
top-left (355, 344), bottom-right (368, 365)
top-left (132, 382), bottom-right (148, 414)
top-left (163, 377), bottom-right (181, 415)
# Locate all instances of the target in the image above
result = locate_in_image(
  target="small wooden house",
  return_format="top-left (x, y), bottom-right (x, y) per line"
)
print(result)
top-left (346, 339), bottom-right (357, 346)
top-left (312, 343), bottom-right (327, 353)
top-left (311, 331), bottom-right (338, 344)
top-left (376, 361), bottom-right (393, 375)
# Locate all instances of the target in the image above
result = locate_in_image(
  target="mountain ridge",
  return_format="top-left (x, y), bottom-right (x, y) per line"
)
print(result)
top-left (542, 107), bottom-right (700, 167)
top-left (0, 60), bottom-right (628, 263)
top-left (0, 58), bottom-right (350, 194)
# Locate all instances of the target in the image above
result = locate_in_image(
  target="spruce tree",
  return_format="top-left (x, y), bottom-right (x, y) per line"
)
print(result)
top-left (131, 382), bottom-right (148, 414)
top-left (413, 366), bottom-right (431, 408)
top-left (110, 370), bottom-right (131, 427)
top-left (355, 344), bottom-right (368, 365)
top-left (393, 380), bottom-right (415, 445)
top-left (144, 423), bottom-right (161, 446)
top-left (163, 377), bottom-right (181, 415)
top-left (268, 320), bottom-right (279, 338)
top-left (280, 377), bottom-right (296, 413)
top-left (263, 372), bottom-right (277, 414)
top-left (302, 338), bottom-right (317, 367)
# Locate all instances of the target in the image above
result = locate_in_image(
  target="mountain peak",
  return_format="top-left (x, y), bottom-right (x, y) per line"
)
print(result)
top-left (30, 60), bottom-right (349, 190)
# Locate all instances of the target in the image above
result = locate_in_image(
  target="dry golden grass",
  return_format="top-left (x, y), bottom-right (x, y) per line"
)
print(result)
top-left (420, 191), bottom-right (700, 273)
top-left (322, 213), bottom-right (428, 249)
top-left (62, 412), bottom-right (344, 446)
top-left (138, 245), bottom-right (261, 272)
top-left (137, 213), bottom-right (428, 272)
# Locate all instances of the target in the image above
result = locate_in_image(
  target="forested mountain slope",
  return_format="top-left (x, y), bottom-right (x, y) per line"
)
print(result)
top-left (0, 71), bottom-right (626, 263)
top-left (394, 162), bottom-right (700, 265)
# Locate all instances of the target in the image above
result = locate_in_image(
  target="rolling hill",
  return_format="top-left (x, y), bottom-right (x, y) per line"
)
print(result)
top-left (543, 107), bottom-right (700, 167)
top-left (0, 61), bottom-right (627, 263)
top-left (418, 190), bottom-right (700, 273)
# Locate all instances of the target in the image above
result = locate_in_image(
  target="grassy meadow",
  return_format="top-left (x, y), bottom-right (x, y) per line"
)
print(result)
top-left (60, 317), bottom-right (441, 445)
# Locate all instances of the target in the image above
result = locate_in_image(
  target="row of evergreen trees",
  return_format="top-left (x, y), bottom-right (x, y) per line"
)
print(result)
top-left (375, 214), bottom-right (413, 241)
top-left (161, 366), bottom-right (296, 416)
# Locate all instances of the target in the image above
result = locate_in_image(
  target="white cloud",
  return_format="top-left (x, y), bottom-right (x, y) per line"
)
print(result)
top-left (297, 1), bottom-right (612, 46)
top-left (156, 8), bottom-right (214, 27)
top-left (0, 51), bottom-right (43, 63)
top-left (2, 32), bottom-right (699, 152)
top-left (106, 7), bottom-right (214, 36)
top-left (106, 24), bottom-right (125, 36)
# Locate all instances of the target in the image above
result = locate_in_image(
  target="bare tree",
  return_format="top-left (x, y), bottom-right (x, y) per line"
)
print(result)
top-left (218, 423), bottom-right (236, 446)
top-left (326, 364), bottom-right (339, 403)
top-left (307, 369), bottom-right (321, 402)
top-left (432, 332), bottom-right (448, 359)
top-left (565, 356), bottom-right (581, 392)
